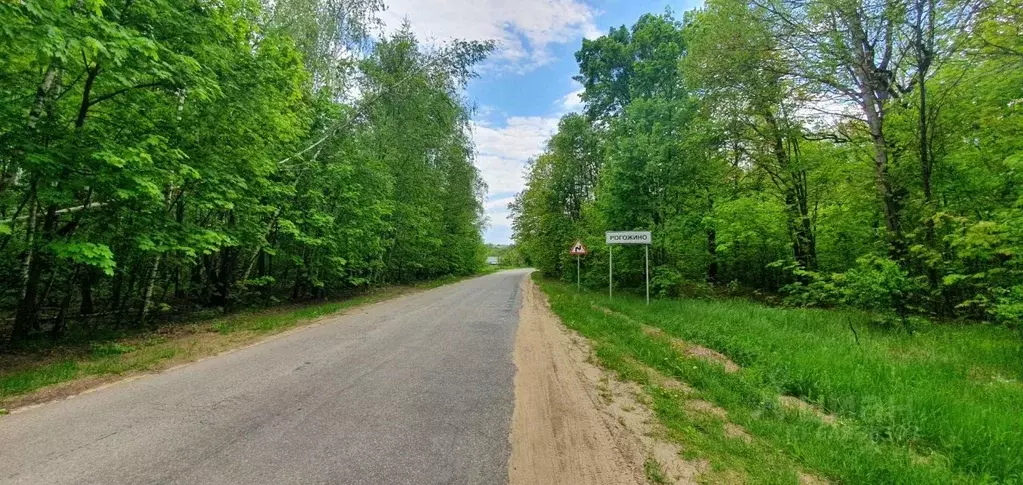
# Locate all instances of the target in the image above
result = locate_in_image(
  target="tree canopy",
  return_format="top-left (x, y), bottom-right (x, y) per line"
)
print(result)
top-left (513, 1), bottom-right (1023, 328)
top-left (0, 0), bottom-right (492, 346)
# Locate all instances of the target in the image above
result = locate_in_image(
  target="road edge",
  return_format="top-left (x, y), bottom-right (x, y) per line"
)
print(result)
top-left (2, 271), bottom-right (508, 415)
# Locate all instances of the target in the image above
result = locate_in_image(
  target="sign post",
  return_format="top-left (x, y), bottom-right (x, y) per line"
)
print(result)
top-left (609, 245), bottom-right (613, 298)
top-left (605, 231), bottom-right (652, 303)
top-left (569, 241), bottom-right (588, 291)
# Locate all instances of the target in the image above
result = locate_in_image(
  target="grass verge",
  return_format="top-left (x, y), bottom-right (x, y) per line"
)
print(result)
top-left (535, 275), bottom-right (1023, 484)
top-left (0, 272), bottom-right (490, 410)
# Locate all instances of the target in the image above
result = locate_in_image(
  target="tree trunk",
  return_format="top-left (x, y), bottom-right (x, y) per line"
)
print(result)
top-left (202, 253), bottom-right (219, 304)
top-left (12, 204), bottom-right (57, 344)
top-left (139, 254), bottom-right (162, 322)
top-left (764, 109), bottom-right (817, 270)
top-left (52, 267), bottom-right (80, 340)
top-left (79, 267), bottom-right (96, 315)
top-left (913, 0), bottom-right (935, 205)
top-left (706, 194), bottom-right (718, 285)
top-left (110, 268), bottom-right (124, 312)
top-left (912, 0), bottom-right (942, 314)
top-left (861, 87), bottom-right (905, 261)
top-left (26, 63), bottom-right (60, 131)
top-left (796, 180), bottom-right (817, 270)
top-left (76, 64), bottom-right (100, 130)
top-left (212, 247), bottom-right (236, 308)
top-left (707, 228), bottom-right (718, 285)
top-left (211, 211), bottom-right (238, 308)
top-left (116, 261), bottom-right (138, 327)
top-left (919, 80), bottom-right (932, 204)
top-left (843, 8), bottom-right (905, 262)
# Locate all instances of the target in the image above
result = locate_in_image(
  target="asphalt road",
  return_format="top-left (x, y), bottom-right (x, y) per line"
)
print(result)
top-left (0, 269), bottom-right (529, 485)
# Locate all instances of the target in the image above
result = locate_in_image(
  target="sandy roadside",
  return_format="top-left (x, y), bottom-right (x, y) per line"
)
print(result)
top-left (508, 277), bottom-right (705, 485)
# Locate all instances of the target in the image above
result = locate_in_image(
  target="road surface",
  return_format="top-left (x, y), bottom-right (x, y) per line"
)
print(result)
top-left (0, 269), bottom-right (529, 485)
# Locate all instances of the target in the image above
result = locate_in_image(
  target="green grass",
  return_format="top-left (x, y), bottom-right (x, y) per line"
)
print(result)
top-left (0, 344), bottom-right (180, 398)
top-left (0, 271), bottom-right (496, 405)
top-left (536, 275), bottom-right (1023, 484)
top-left (645, 457), bottom-right (669, 484)
top-left (208, 291), bottom-right (397, 334)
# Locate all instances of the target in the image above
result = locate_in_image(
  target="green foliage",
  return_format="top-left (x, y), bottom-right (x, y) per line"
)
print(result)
top-left (0, 0), bottom-right (490, 344)
top-left (484, 244), bottom-right (526, 268)
top-left (50, 242), bottom-right (116, 276)
top-left (777, 266), bottom-right (843, 308)
top-left (783, 257), bottom-right (926, 329)
top-left (650, 265), bottom-right (685, 297)
top-left (842, 256), bottom-right (919, 314)
top-left (513, 0), bottom-right (1023, 327)
top-left (991, 286), bottom-right (1023, 328)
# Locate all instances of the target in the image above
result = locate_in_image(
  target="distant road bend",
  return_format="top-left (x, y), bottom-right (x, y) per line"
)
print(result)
top-left (0, 269), bottom-right (530, 485)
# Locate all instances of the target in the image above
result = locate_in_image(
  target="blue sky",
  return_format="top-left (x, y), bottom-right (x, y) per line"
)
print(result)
top-left (382, 0), bottom-right (704, 244)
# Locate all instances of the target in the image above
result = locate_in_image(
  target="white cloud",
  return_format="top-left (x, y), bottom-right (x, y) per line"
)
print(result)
top-left (484, 196), bottom-right (516, 231)
top-left (485, 196), bottom-right (517, 210)
top-left (469, 83), bottom-right (589, 242)
top-left (469, 115), bottom-right (560, 243)
top-left (557, 87), bottom-right (585, 113)
top-left (474, 104), bottom-right (499, 121)
top-left (381, 0), bottom-right (600, 72)
top-left (472, 115), bottom-right (559, 194)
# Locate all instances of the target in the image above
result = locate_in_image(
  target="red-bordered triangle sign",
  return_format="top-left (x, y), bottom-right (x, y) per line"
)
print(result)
top-left (569, 240), bottom-right (588, 255)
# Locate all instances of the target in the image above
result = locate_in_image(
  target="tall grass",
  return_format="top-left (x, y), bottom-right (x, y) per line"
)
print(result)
top-left (537, 276), bottom-right (1023, 484)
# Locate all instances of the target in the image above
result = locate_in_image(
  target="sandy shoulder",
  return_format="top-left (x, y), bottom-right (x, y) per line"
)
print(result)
top-left (508, 277), bottom-right (704, 485)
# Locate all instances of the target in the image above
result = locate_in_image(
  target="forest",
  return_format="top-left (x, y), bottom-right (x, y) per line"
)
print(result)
top-left (0, 0), bottom-right (492, 348)
top-left (512, 0), bottom-right (1023, 328)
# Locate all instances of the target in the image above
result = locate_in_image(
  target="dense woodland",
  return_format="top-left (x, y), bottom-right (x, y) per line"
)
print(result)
top-left (0, 0), bottom-right (491, 348)
top-left (513, 0), bottom-right (1023, 327)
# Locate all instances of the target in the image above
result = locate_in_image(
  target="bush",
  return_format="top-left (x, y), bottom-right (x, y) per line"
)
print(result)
top-left (991, 285), bottom-right (1023, 328)
top-left (782, 256), bottom-right (925, 330)
top-left (842, 255), bottom-right (919, 313)
top-left (650, 265), bottom-right (685, 297)
top-left (781, 274), bottom-right (843, 308)
top-left (777, 261), bottom-right (843, 307)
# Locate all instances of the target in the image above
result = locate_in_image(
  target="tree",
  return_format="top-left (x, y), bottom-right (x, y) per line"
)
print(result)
top-left (753, 0), bottom-right (912, 261)
top-left (686, 0), bottom-right (820, 270)
top-left (0, 1), bottom-right (492, 348)
top-left (513, 0), bottom-right (1023, 334)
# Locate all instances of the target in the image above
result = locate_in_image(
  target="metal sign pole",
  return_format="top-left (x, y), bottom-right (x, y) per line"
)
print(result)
top-left (576, 254), bottom-right (581, 291)
top-left (608, 245), bottom-right (613, 299)
top-left (605, 231), bottom-right (652, 302)
top-left (569, 240), bottom-right (588, 291)
top-left (645, 245), bottom-right (650, 305)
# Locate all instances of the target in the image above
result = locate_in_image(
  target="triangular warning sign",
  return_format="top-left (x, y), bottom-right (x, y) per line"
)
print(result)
top-left (569, 240), bottom-right (588, 255)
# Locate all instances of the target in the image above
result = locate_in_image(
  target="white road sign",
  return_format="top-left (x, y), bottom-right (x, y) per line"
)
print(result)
top-left (605, 230), bottom-right (652, 304)
top-left (569, 241), bottom-right (588, 255)
top-left (605, 231), bottom-right (652, 245)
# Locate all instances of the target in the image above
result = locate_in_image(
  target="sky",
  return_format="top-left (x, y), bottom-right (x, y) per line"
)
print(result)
top-left (381, 0), bottom-right (704, 244)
